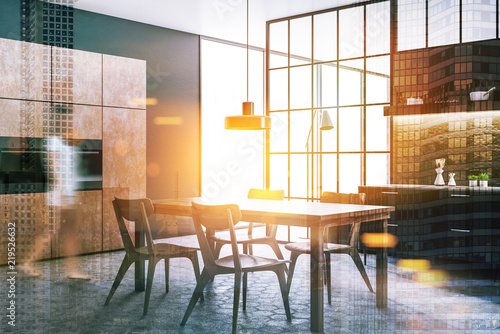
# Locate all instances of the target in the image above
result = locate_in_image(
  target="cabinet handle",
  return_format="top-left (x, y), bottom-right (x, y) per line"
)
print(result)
top-left (450, 229), bottom-right (470, 233)
top-left (387, 224), bottom-right (398, 227)
top-left (381, 192), bottom-right (399, 195)
top-left (450, 194), bottom-right (470, 198)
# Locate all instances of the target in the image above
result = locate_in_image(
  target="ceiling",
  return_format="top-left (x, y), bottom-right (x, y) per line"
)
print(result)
top-left (73, 0), bottom-right (367, 47)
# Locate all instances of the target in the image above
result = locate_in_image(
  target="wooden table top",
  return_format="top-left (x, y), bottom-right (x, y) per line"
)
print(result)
top-left (153, 198), bottom-right (395, 228)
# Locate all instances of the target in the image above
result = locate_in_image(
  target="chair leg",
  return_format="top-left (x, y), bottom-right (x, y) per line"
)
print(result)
top-left (232, 272), bottom-right (242, 334)
top-left (325, 253), bottom-right (332, 305)
top-left (268, 240), bottom-right (289, 275)
top-left (104, 255), bottom-right (134, 306)
top-left (189, 252), bottom-right (204, 302)
top-left (350, 249), bottom-right (374, 293)
top-left (241, 244), bottom-right (248, 311)
top-left (286, 252), bottom-right (300, 293)
top-left (214, 242), bottom-right (223, 259)
top-left (144, 256), bottom-right (159, 316)
top-left (243, 272), bottom-right (248, 311)
top-left (181, 269), bottom-right (211, 326)
top-left (276, 268), bottom-right (292, 322)
top-left (164, 258), bottom-right (170, 294)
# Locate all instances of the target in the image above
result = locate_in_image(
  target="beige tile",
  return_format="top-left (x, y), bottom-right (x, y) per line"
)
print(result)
top-left (103, 54), bottom-right (146, 109)
top-left (51, 190), bottom-right (103, 257)
top-left (102, 107), bottom-right (146, 250)
top-left (66, 103), bottom-right (102, 140)
top-left (0, 193), bottom-right (52, 265)
top-left (52, 47), bottom-right (103, 105)
top-left (0, 38), bottom-right (49, 101)
top-left (102, 187), bottom-right (132, 251)
top-left (0, 99), bottom-right (22, 137)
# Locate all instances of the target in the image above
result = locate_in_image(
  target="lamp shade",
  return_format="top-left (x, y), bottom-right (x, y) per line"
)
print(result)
top-left (320, 110), bottom-right (334, 130)
top-left (225, 102), bottom-right (271, 130)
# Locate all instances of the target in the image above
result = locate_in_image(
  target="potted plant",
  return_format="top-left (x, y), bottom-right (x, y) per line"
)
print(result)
top-left (468, 175), bottom-right (478, 187)
top-left (479, 173), bottom-right (489, 187)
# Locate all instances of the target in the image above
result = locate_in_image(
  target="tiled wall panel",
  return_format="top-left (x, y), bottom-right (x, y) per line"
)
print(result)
top-left (0, 37), bottom-right (146, 263)
top-left (103, 54), bottom-right (147, 109)
top-left (51, 190), bottom-right (102, 257)
top-left (0, 38), bottom-right (49, 101)
top-left (52, 47), bottom-right (103, 105)
top-left (102, 107), bottom-right (146, 251)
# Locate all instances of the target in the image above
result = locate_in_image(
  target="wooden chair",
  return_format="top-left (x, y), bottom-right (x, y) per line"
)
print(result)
top-left (105, 197), bottom-right (202, 315)
top-left (285, 192), bottom-right (373, 304)
top-left (211, 189), bottom-right (286, 268)
top-left (180, 202), bottom-right (291, 334)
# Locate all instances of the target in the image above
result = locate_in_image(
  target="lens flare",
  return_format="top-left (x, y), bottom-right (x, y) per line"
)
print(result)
top-left (415, 270), bottom-right (449, 287)
top-left (361, 233), bottom-right (398, 248)
top-left (397, 259), bottom-right (431, 272)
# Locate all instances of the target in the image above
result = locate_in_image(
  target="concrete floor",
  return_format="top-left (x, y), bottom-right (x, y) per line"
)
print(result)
top-left (3, 242), bottom-right (500, 334)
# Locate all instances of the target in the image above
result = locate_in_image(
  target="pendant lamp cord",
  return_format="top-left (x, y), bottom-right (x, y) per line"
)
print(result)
top-left (246, 0), bottom-right (249, 102)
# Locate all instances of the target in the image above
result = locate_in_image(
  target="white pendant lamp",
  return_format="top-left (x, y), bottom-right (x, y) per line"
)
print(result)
top-left (320, 110), bottom-right (334, 130)
top-left (224, 0), bottom-right (271, 130)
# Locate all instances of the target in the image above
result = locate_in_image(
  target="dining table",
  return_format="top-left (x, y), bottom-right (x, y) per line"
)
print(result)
top-left (136, 197), bottom-right (394, 333)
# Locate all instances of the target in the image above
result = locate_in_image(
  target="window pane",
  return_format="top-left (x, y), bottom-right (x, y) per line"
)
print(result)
top-left (366, 106), bottom-right (389, 151)
top-left (366, 1), bottom-right (390, 56)
top-left (339, 107), bottom-right (361, 152)
top-left (339, 154), bottom-right (361, 193)
top-left (339, 59), bottom-right (363, 106)
top-left (462, 1), bottom-right (497, 43)
top-left (270, 111), bottom-right (288, 153)
top-left (398, 0), bottom-right (426, 51)
top-left (321, 153), bottom-right (337, 193)
top-left (290, 17), bottom-right (312, 66)
top-left (314, 11), bottom-right (337, 62)
top-left (314, 63), bottom-right (337, 108)
top-left (269, 69), bottom-right (288, 111)
top-left (428, 0), bottom-right (460, 47)
top-left (290, 154), bottom-right (307, 198)
top-left (366, 56), bottom-right (390, 104)
top-left (320, 109), bottom-right (337, 152)
top-left (290, 109), bottom-right (312, 153)
top-left (270, 154), bottom-right (288, 196)
top-left (290, 65), bottom-right (312, 109)
top-left (339, 6), bottom-right (364, 59)
top-left (201, 40), bottom-right (263, 200)
top-left (366, 153), bottom-right (389, 186)
top-left (269, 21), bottom-right (288, 69)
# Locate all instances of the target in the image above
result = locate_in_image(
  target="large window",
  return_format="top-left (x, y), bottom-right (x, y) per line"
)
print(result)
top-left (398, 0), bottom-right (499, 51)
top-left (201, 39), bottom-right (265, 200)
top-left (267, 1), bottom-right (391, 201)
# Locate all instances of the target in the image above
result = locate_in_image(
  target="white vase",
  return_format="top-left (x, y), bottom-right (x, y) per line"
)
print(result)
top-left (479, 180), bottom-right (488, 188)
top-left (434, 168), bottom-right (445, 186)
top-left (448, 173), bottom-right (456, 186)
top-left (469, 180), bottom-right (478, 187)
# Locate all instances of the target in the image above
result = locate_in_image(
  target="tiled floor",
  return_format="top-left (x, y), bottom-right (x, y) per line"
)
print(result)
top-left (3, 242), bottom-right (500, 333)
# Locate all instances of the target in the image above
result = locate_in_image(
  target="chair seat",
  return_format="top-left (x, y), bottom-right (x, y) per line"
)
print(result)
top-left (215, 254), bottom-right (289, 270)
top-left (285, 241), bottom-right (350, 254)
top-left (136, 243), bottom-right (198, 256)
top-left (212, 229), bottom-right (272, 244)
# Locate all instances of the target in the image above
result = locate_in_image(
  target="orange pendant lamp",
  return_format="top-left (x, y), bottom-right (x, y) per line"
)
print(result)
top-left (225, 0), bottom-right (271, 130)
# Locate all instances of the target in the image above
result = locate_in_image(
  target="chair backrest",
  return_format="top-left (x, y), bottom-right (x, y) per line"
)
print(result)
top-left (247, 189), bottom-right (284, 237)
top-left (320, 192), bottom-right (366, 205)
top-left (248, 188), bottom-right (285, 200)
top-left (113, 197), bottom-right (156, 254)
top-left (320, 192), bottom-right (366, 247)
top-left (191, 202), bottom-right (242, 270)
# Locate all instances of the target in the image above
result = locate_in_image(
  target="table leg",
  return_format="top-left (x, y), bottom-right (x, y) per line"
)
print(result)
top-left (135, 228), bottom-right (145, 291)
top-left (376, 219), bottom-right (388, 308)
top-left (310, 226), bottom-right (324, 332)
